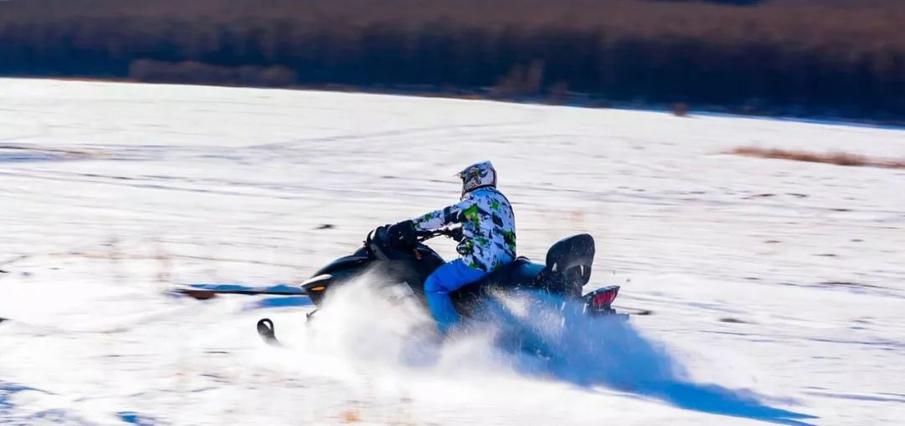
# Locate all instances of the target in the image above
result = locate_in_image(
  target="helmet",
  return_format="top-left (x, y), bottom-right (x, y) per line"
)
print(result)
top-left (458, 161), bottom-right (497, 194)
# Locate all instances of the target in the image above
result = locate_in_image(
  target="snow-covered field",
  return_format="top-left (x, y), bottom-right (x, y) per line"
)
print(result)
top-left (1, 78), bottom-right (904, 425)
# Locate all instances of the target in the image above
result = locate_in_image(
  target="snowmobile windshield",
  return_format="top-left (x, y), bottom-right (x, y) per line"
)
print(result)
top-left (367, 226), bottom-right (414, 261)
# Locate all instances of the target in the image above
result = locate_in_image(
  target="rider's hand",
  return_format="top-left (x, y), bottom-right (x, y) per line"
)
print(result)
top-left (387, 220), bottom-right (416, 247)
top-left (448, 225), bottom-right (464, 242)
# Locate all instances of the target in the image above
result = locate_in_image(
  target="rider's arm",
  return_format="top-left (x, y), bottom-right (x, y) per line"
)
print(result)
top-left (411, 195), bottom-right (473, 232)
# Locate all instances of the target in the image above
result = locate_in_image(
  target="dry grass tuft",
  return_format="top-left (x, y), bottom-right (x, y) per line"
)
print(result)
top-left (340, 410), bottom-right (361, 423)
top-left (729, 147), bottom-right (905, 169)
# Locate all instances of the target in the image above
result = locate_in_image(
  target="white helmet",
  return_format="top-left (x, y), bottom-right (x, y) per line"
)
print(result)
top-left (458, 161), bottom-right (497, 194)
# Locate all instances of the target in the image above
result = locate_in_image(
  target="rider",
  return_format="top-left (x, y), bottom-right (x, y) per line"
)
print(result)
top-left (389, 161), bottom-right (516, 334)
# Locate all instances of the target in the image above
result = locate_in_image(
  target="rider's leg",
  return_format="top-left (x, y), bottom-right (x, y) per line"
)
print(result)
top-left (423, 259), bottom-right (487, 334)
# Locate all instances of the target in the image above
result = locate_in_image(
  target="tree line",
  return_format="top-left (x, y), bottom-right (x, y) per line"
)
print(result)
top-left (1, 0), bottom-right (903, 123)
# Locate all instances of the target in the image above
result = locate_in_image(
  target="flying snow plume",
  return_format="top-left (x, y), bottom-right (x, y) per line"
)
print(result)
top-left (479, 291), bottom-right (816, 425)
top-left (261, 271), bottom-right (508, 378)
top-left (260, 273), bottom-right (812, 425)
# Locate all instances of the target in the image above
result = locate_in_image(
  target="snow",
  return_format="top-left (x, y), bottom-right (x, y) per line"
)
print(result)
top-left (1, 78), bottom-right (905, 425)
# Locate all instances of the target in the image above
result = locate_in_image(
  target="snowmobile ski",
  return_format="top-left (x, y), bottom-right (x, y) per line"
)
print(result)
top-left (174, 283), bottom-right (305, 300)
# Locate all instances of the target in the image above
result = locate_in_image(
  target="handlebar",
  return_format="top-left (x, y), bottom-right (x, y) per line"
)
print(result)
top-left (415, 225), bottom-right (462, 242)
top-left (365, 224), bottom-right (462, 258)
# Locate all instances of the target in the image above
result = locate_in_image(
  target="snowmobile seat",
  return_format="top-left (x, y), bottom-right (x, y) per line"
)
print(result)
top-left (503, 257), bottom-right (545, 285)
top-left (476, 257), bottom-right (544, 287)
top-left (470, 235), bottom-right (594, 295)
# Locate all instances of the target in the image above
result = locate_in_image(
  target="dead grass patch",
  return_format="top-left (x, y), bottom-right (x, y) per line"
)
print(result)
top-left (340, 410), bottom-right (361, 423)
top-left (729, 146), bottom-right (905, 169)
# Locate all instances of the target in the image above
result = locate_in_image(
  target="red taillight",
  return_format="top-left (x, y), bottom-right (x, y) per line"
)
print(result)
top-left (591, 286), bottom-right (619, 308)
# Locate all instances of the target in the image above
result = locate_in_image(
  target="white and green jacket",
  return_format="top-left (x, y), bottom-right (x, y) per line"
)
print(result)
top-left (412, 186), bottom-right (516, 272)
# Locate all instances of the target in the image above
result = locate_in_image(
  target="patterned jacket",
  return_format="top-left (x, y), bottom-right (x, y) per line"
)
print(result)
top-left (412, 187), bottom-right (516, 272)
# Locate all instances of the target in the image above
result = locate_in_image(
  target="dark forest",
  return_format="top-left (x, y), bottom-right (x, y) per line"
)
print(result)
top-left (1, 0), bottom-right (903, 123)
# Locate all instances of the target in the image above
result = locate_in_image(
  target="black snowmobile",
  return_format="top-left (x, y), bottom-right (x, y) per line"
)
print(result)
top-left (257, 225), bottom-right (624, 343)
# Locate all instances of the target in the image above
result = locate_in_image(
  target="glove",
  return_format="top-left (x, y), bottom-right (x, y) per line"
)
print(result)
top-left (387, 220), bottom-right (416, 247)
top-left (447, 225), bottom-right (464, 242)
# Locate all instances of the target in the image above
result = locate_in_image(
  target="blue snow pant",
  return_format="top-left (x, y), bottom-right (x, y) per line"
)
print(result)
top-left (424, 259), bottom-right (488, 334)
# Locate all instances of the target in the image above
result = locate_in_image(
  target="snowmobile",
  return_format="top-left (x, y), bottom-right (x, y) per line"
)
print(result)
top-left (256, 225), bottom-right (624, 343)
